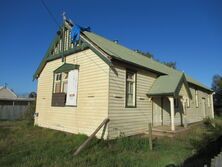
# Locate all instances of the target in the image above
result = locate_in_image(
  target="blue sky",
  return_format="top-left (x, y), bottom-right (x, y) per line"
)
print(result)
top-left (0, 0), bottom-right (221, 94)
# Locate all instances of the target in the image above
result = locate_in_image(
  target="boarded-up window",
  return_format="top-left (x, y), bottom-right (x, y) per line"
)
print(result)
top-left (51, 93), bottom-right (66, 106)
top-left (126, 70), bottom-right (136, 107)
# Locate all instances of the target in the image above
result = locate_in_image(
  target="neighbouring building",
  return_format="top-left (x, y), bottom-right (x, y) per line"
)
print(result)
top-left (0, 86), bottom-right (35, 120)
top-left (33, 19), bottom-right (214, 139)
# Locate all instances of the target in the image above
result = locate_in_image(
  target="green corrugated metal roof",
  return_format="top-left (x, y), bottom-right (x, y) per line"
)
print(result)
top-left (33, 28), bottom-right (212, 92)
top-left (82, 31), bottom-right (212, 92)
top-left (54, 63), bottom-right (79, 73)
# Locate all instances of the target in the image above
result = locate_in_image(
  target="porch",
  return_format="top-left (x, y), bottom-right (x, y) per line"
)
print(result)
top-left (152, 125), bottom-right (189, 138)
top-left (151, 96), bottom-right (188, 132)
top-left (150, 121), bottom-right (203, 137)
top-left (148, 73), bottom-right (192, 133)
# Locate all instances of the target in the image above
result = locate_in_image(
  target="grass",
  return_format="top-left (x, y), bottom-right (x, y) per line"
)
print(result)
top-left (0, 118), bottom-right (222, 167)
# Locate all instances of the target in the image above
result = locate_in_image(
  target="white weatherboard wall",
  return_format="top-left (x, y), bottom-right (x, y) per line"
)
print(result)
top-left (35, 48), bottom-right (213, 139)
top-left (153, 85), bottom-right (212, 125)
top-left (107, 61), bottom-right (213, 139)
top-left (35, 49), bottom-right (109, 139)
top-left (108, 62), bottom-right (157, 139)
top-left (185, 86), bottom-right (213, 123)
top-left (152, 85), bottom-right (213, 127)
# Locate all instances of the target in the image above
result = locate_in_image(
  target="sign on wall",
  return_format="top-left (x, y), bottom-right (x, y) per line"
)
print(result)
top-left (66, 70), bottom-right (79, 106)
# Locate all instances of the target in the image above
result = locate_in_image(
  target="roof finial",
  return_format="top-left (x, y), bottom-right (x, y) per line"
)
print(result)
top-left (62, 12), bottom-right (74, 26)
top-left (62, 12), bottom-right (66, 21)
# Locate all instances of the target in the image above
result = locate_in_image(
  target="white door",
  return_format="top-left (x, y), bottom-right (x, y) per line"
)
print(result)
top-left (66, 70), bottom-right (79, 106)
top-left (202, 98), bottom-right (206, 118)
top-left (152, 98), bottom-right (162, 126)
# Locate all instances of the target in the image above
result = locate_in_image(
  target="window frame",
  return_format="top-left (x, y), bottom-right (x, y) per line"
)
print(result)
top-left (125, 69), bottom-right (137, 108)
top-left (54, 73), bottom-right (62, 93)
top-left (62, 72), bottom-right (68, 93)
top-left (53, 72), bottom-right (69, 93)
top-left (51, 67), bottom-right (79, 107)
top-left (195, 89), bottom-right (199, 108)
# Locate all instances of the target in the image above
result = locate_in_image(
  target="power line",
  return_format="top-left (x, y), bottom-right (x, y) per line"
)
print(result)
top-left (40, 0), bottom-right (61, 28)
top-left (40, 0), bottom-right (67, 62)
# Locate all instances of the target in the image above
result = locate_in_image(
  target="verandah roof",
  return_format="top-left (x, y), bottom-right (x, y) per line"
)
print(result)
top-left (54, 63), bottom-right (79, 73)
top-left (148, 73), bottom-right (192, 98)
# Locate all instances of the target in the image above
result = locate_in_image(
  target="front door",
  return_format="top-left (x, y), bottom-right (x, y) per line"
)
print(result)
top-left (152, 97), bottom-right (162, 126)
top-left (202, 98), bottom-right (206, 118)
top-left (162, 97), bottom-right (171, 125)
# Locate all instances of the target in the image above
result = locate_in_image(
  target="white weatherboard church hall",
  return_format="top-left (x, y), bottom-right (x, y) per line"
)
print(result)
top-left (34, 18), bottom-right (214, 139)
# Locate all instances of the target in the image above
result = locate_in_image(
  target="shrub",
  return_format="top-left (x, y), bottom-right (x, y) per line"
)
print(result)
top-left (190, 117), bottom-right (222, 152)
top-left (203, 117), bottom-right (215, 128)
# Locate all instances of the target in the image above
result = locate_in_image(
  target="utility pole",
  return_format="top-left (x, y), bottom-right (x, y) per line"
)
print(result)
top-left (62, 12), bottom-right (66, 63)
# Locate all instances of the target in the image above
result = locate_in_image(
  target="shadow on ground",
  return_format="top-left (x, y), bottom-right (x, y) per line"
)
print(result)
top-left (166, 135), bottom-right (222, 167)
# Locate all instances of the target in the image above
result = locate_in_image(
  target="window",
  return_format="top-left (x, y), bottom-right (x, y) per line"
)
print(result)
top-left (195, 90), bottom-right (199, 107)
top-left (54, 73), bottom-right (62, 93)
top-left (52, 64), bottom-right (79, 107)
top-left (207, 95), bottom-right (210, 107)
top-left (62, 72), bottom-right (68, 93)
top-left (126, 70), bottom-right (136, 107)
top-left (54, 73), bottom-right (68, 93)
top-left (186, 98), bottom-right (190, 108)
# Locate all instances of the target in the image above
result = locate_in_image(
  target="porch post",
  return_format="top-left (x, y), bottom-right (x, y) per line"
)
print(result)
top-left (168, 97), bottom-right (175, 131)
top-left (210, 93), bottom-right (215, 119)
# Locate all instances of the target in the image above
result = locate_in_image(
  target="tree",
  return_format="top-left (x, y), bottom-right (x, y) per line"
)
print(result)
top-left (136, 49), bottom-right (176, 69)
top-left (212, 74), bottom-right (222, 91)
top-left (162, 61), bottom-right (176, 69)
top-left (212, 74), bottom-right (222, 115)
top-left (29, 92), bottom-right (37, 98)
top-left (135, 50), bottom-right (153, 58)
